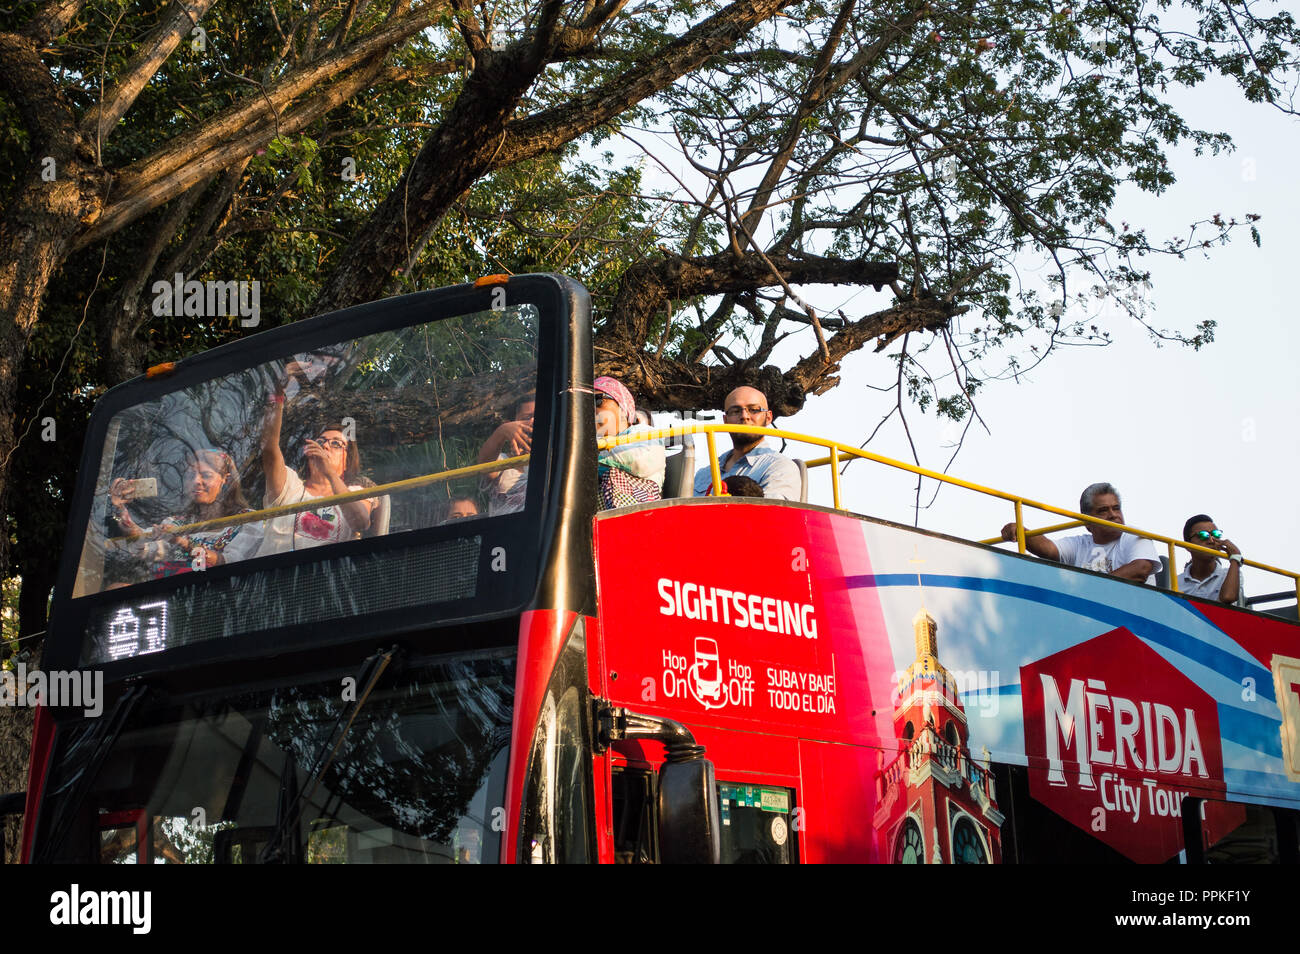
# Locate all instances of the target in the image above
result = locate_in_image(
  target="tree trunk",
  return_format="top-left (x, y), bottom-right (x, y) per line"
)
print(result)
top-left (0, 161), bottom-right (102, 862)
top-left (0, 704), bottom-right (35, 864)
top-left (0, 168), bottom-right (101, 581)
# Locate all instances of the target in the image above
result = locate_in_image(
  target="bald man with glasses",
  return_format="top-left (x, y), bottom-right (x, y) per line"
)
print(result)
top-left (694, 386), bottom-right (801, 501)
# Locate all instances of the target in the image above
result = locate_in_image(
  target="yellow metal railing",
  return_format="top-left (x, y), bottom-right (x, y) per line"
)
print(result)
top-left (108, 453), bottom-right (530, 543)
top-left (599, 422), bottom-right (1300, 606)
top-left (108, 420), bottom-right (1300, 606)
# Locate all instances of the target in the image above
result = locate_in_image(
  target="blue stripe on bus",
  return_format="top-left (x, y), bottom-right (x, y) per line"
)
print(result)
top-left (961, 684), bottom-right (1023, 697)
top-left (1217, 705), bottom-right (1284, 757)
top-left (849, 573), bottom-right (1275, 704)
top-left (1223, 765), bottom-right (1300, 803)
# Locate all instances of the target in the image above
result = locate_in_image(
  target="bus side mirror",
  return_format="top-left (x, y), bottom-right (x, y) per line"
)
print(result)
top-left (658, 758), bottom-right (721, 864)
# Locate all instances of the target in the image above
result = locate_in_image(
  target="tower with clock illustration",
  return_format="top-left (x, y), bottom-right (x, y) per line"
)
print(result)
top-left (873, 604), bottom-right (1004, 863)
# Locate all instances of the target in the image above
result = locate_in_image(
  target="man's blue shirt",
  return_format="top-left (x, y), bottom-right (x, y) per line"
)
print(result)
top-left (693, 441), bottom-right (802, 500)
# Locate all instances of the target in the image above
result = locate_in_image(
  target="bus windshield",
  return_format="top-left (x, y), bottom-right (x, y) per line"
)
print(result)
top-left (34, 649), bottom-right (514, 864)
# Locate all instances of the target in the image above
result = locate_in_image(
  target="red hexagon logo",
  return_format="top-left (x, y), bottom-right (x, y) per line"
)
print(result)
top-left (1022, 627), bottom-right (1226, 863)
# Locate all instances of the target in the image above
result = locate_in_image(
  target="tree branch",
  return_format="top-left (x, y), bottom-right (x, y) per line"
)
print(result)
top-left (108, 5), bottom-right (445, 208)
top-left (493, 0), bottom-right (796, 167)
top-left (0, 30), bottom-right (81, 150)
top-left (785, 296), bottom-right (961, 401)
top-left (80, 0), bottom-right (220, 148)
top-left (21, 0), bottom-right (88, 45)
top-left (607, 249), bottom-right (897, 348)
top-left (74, 53), bottom-right (423, 249)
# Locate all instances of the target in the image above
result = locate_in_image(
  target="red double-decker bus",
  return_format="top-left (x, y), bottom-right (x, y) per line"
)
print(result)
top-left (16, 274), bottom-right (1300, 863)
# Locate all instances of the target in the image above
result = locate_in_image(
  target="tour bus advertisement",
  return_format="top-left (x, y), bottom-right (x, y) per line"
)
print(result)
top-left (596, 504), bottom-right (1300, 865)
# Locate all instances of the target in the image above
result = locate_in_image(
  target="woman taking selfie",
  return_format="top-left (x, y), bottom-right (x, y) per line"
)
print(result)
top-left (110, 447), bottom-right (260, 577)
top-left (258, 364), bottom-right (378, 554)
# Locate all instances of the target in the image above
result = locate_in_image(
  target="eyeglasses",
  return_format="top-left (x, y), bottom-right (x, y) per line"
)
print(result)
top-left (724, 405), bottom-right (768, 419)
top-left (595, 395), bottom-right (618, 408)
top-left (1191, 529), bottom-right (1223, 541)
top-left (316, 437), bottom-right (347, 450)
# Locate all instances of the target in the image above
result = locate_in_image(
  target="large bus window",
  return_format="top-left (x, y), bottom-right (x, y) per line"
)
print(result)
top-left (48, 293), bottom-right (556, 670)
top-left (718, 783), bottom-right (798, 864)
top-left (75, 304), bottom-right (539, 598)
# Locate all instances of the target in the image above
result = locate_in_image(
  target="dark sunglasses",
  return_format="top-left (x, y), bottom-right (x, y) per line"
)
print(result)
top-left (1191, 529), bottom-right (1223, 541)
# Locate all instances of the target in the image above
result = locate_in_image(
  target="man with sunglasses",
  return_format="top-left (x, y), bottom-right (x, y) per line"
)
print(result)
top-left (1178, 515), bottom-right (1245, 605)
top-left (1000, 482), bottom-right (1159, 583)
top-left (693, 386), bottom-right (801, 500)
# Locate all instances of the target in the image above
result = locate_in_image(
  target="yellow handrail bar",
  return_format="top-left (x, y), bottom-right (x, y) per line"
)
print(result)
top-left (109, 453), bottom-right (530, 542)
top-left (976, 521), bottom-right (1084, 545)
top-left (107, 419), bottom-right (1300, 602)
top-left (596, 423), bottom-right (1300, 597)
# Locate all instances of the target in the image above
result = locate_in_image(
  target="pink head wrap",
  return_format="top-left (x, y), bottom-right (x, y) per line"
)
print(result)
top-left (593, 375), bottom-right (636, 425)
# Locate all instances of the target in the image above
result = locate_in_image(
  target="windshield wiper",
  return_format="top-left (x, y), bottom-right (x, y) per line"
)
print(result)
top-left (258, 646), bottom-right (401, 863)
top-left (34, 683), bottom-right (150, 863)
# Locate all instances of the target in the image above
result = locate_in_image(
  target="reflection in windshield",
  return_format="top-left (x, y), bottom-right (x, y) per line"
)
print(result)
top-left (41, 652), bottom-right (515, 863)
top-left (74, 305), bottom-right (539, 596)
top-left (108, 447), bottom-right (263, 576)
top-left (476, 392), bottom-right (535, 516)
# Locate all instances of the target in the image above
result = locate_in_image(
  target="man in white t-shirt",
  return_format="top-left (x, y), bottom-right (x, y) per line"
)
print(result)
top-left (1000, 482), bottom-right (1159, 584)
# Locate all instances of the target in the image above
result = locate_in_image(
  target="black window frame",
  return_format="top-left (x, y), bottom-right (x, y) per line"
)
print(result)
top-left (43, 276), bottom-right (587, 687)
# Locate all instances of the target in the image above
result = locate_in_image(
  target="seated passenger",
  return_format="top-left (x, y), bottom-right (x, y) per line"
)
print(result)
top-left (110, 447), bottom-right (262, 577)
top-left (693, 386), bottom-right (801, 500)
top-left (441, 495), bottom-right (481, 524)
top-left (999, 482), bottom-right (1159, 583)
top-left (258, 378), bottom-right (379, 553)
top-left (477, 393), bottom-right (534, 516)
top-left (1178, 514), bottom-right (1246, 605)
top-left (594, 375), bottom-right (664, 510)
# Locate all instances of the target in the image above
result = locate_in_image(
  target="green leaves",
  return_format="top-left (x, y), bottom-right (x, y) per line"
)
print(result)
top-left (249, 134), bottom-right (321, 189)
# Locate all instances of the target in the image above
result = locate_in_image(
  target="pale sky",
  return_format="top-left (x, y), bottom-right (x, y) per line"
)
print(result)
top-left (659, 78), bottom-right (1300, 603)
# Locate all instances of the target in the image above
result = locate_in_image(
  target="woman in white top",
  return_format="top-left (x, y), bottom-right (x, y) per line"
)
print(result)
top-left (258, 375), bottom-right (377, 554)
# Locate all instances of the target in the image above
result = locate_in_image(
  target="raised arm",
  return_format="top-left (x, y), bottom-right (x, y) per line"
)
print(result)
top-left (293, 435), bottom-right (372, 533)
top-left (1218, 538), bottom-right (1243, 604)
top-left (261, 391), bottom-right (288, 500)
top-left (335, 484), bottom-right (374, 534)
top-left (108, 478), bottom-right (145, 535)
top-left (477, 419), bottom-right (532, 481)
